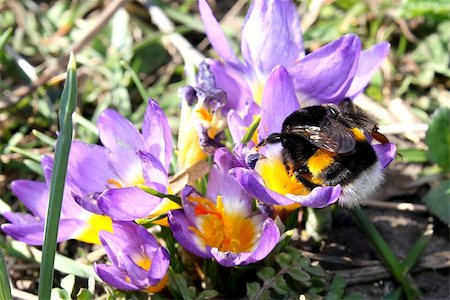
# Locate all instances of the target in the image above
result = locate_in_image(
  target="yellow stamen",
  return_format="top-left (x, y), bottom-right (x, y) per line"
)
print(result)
top-left (75, 214), bottom-right (113, 245)
top-left (255, 158), bottom-right (309, 196)
top-left (187, 195), bottom-right (259, 253)
top-left (107, 179), bottom-right (123, 188)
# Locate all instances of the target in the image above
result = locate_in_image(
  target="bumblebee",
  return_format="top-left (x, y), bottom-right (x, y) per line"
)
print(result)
top-left (247, 99), bottom-right (390, 207)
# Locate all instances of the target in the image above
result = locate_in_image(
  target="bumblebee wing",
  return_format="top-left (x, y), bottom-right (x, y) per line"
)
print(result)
top-left (288, 120), bottom-right (356, 153)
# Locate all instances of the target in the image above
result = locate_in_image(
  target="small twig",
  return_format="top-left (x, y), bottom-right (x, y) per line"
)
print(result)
top-left (334, 251), bottom-right (450, 285)
top-left (361, 200), bottom-right (428, 213)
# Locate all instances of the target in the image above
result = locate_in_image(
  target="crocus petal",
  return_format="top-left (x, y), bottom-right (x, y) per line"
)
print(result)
top-left (120, 253), bottom-right (149, 288)
top-left (98, 187), bottom-right (160, 220)
top-left (346, 42), bottom-right (390, 99)
top-left (198, 0), bottom-right (242, 68)
top-left (241, 0), bottom-right (303, 74)
top-left (11, 180), bottom-right (48, 219)
top-left (138, 151), bottom-right (168, 188)
top-left (373, 143), bottom-right (396, 168)
top-left (227, 110), bottom-right (250, 144)
top-left (207, 59), bottom-right (251, 113)
top-left (233, 168), bottom-right (341, 207)
top-left (242, 218), bottom-right (280, 264)
top-left (147, 247), bottom-right (170, 286)
top-left (98, 109), bottom-right (145, 152)
top-left (209, 248), bottom-right (251, 267)
top-left (3, 212), bottom-right (37, 224)
top-left (259, 66), bottom-right (300, 140)
top-left (213, 147), bottom-right (244, 172)
top-left (142, 99), bottom-right (173, 173)
top-left (289, 34), bottom-right (361, 104)
top-left (99, 221), bottom-right (159, 267)
top-left (97, 109), bottom-right (144, 184)
top-left (67, 142), bottom-right (114, 194)
top-left (72, 192), bottom-right (103, 215)
top-left (167, 210), bottom-right (211, 258)
top-left (1, 219), bottom-right (84, 246)
top-left (94, 264), bottom-right (139, 291)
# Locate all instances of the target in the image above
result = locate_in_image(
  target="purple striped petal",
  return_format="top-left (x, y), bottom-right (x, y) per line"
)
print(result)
top-left (148, 247), bottom-right (170, 286)
top-left (242, 218), bottom-right (280, 264)
top-left (98, 109), bottom-right (145, 152)
top-left (1, 218), bottom-right (84, 246)
top-left (373, 143), bottom-right (396, 168)
top-left (67, 142), bottom-right (114, 194)
top-left (198, 0), bottom-right (242, 68)
top-left (11, 180), bottom-right (48, 219)
top-left (98, 187), bottom-right (161, 220)
top-left (259, 66), bottom-right (300, 140)
top-left (241, 0), bottom-right (303, 74)
top-left (289, 34), bottom-right (361, 104)
top-left (138, 151), bottom-right (168, 188)
top-left (120, 253), bottom-right (148, 288)
top-left (167, 209), bottom-right (211, 258)
top-left (3, 212), bottom-right (38, 224)
top-left (232, 168), bottom-right (341, 207)
top-left (207, 59), bottom-right (251, 113)
top-left (94, 264), bottom-right (139, 291)
top-left (142, 99), bottom-right (173, 173)
top-left (346, 42), bottom-right (390, 99)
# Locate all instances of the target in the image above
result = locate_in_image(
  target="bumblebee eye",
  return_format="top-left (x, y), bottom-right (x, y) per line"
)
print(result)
top-left (246, 153), bottom-right (260, 170)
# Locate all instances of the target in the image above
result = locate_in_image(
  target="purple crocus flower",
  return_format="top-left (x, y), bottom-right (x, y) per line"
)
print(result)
top-left (1, 147), bottom-right (113, 245)
top-left (177, 62), bottom-right (227, 169)
top-left (168, 148), bottom-right (280, 267)
top-left (95, 221), bottom-right (170, 292)
top-left (75, 99), bottom-right (179, 222)
top-left (199, 0), bottom-right (390, 109)
top-left (229, 66), bottom-right (396, 208)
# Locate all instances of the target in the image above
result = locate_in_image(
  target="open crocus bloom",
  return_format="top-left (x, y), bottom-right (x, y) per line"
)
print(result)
top-left (177, 62), bottom-right (227, 169)
top-left (168, 149), bottom-right (280, 267)
top-left (1, 150), bottom-right (113, 245)
top-left (199, 0), bottom-right (390, 110)
top-left (230, 66), bottom-right (396, 208)
top-left (95, 221), bottom-right (170, 292)
top-left (74, 99), bottom-right (179, 222)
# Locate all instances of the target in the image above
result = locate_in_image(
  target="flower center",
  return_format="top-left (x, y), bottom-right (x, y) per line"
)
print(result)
top-left (188, 195), bottom-right (258, 253)
top-left (75, 214), bottom-right (113, 245)
top-left (255, 156), bottom-right (309, 196)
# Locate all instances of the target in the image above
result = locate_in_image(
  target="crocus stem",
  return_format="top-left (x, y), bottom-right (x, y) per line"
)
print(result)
top-left (350, 208), bottom-right (421, 300)
top-left (38, 53), bottom-right (77, 300)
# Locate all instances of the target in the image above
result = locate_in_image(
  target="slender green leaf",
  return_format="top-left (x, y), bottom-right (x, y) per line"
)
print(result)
top-left (0, 251), bottom-right (12, 300)
top-left (7, 146), bottom-right (41, 162)
top-left (120, 60), bottom-right (148, 102)
top-left (39, 52), bottom-right (78, 300)
top-left (0, 27), bottom-right (13, 51)
top-left (402, 225), bottom-right (433, 273)
top-left (351, 208), bottom-right (421, 300)
top-left (32, 129), bottom-right (56, 147)
top-left (425, 108), bottom-right (450, 172)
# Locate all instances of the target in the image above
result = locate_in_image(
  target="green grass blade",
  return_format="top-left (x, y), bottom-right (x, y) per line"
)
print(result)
top-left (120, 60), bottom-right (149, 102)
top-left (0, 27), bottom-right (13, 51)
top-left (38, 53), bottom-right (78, 300)
top-left (32, 129), bottom-right (56, 147)
top-left (402, 224), bottom-right (433, 274)
top-left (0, 250), bottom-right (13, 300)
top-left (351, 208), bottom-right (421, 300)
top-left (241, 115), bottom-right (261, 144)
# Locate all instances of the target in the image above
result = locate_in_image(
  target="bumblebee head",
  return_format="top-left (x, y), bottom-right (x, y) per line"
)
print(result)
top-left (246, 152), bottom-right (260, 170)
